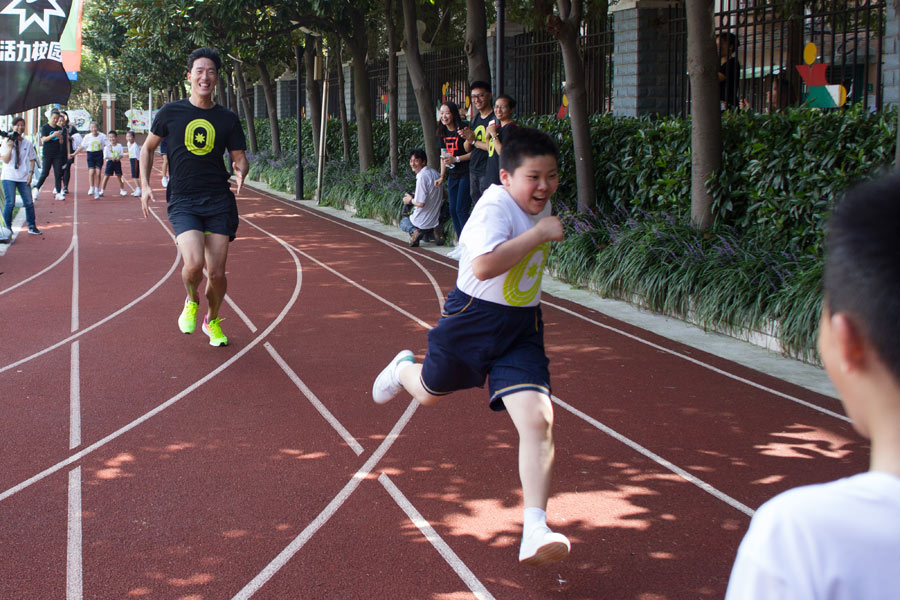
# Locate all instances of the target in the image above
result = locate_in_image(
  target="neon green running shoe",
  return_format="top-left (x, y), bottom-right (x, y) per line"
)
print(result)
top-left (202, 316), bottom-right (228, 347)
top-left (178, 300), bottom-right (199, 334)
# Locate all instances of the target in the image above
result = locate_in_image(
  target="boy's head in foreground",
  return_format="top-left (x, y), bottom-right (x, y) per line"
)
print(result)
top-left (108, 130), bottom-right (118, 142)
top-left (499, 128), bottom-right (559, 216)
top-left (821, 172), bottom-right (900, 440)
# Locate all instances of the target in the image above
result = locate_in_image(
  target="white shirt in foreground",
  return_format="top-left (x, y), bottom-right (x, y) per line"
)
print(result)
top-left (104, 143), bottom-right (124, 161)
top-left (725, 471), bottom-right (900, 600)
top-left (1, 137), bottom-right (38, 182)
top-left (457, 183), bottom-right (551, 307)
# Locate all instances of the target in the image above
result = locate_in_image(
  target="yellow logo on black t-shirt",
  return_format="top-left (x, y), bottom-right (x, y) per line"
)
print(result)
top-left (184, 119), bottom-right (216, 155)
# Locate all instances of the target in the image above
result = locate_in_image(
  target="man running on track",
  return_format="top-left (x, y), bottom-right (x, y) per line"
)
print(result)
top-left (139, 47), bottom-right (249, 347)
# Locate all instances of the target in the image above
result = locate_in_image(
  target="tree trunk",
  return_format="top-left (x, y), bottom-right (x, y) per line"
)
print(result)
top-left (335, 42), bottom-right (352, 163)
top-left (402, 0), bottom-right (439, 168)
top-left (234, 60), bottom-right (258, 154)
top-left (686, 0), bottom-right (721, 230)
top-left (216, 75), bottom-right (227, 108)
top-left (550, 1), bottom-right (595, 212)
top-left (257, 60), bottom-right (281, 157)
top-left (347, 7), bottom-right (376, 171)
top-left (465, 0), bottom-right (491, 84)
top-left (386, 0), bottom-right (400, 177)
top-left (895, 0), bottom-right (900, 168)
top-left (305, 35), bottom-right (324, 162)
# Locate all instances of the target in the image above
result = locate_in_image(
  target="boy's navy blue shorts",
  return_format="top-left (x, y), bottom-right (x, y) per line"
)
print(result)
top-left (104, 160), bottom-right (122, 176)
top-left (86, 151), bottom-right (103, 169)
top-left (130, 158), bottom-right (140, 179)
top-left (421, 288), bottom-right (551, 411)
top-left (167, 192), bottom-right (239, 242)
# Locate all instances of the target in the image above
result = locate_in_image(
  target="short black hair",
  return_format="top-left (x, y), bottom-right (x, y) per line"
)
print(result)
top-left (824, 172), bottom-right (900, 382)
top-left (469, 80), bottom-right (491, 94)
top-left (499, 127), bottom-right (559, 174)
top-left (409, 148), bottom-right (427, 162)
top-left (12, 117), bottom-right (24, 126)
top-left (187, 47), bottom-right (222, 72)
top-left (495, 94), bottom-right (516, 111)
top-left (718, 32), bottom-right (739, 50)
top-left (108, 130), bottom-right (117, 135)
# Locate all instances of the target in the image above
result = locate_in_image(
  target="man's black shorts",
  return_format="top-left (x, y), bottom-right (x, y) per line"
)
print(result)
top-left (420, 288), bottom-right (551, 411)
top-left (167, 192), bottom-right (239, 241)
top-left (104, 160), bottom-right (122, 176)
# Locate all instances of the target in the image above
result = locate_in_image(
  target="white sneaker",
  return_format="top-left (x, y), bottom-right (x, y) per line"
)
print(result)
top-left (55, 192), bottom-right (64, 201)
top-left (119, 189), bottom-right (127, 196)
top-left (98, 190), bottom-right (104, 197)
top-left (518, 527), bottom-right (570, 566)
top-left (93, 192), bottom-right (99, 200)
top-left (131, 187), bottom-right (141, 197)
top-left (88, 186), bottom-right (94, 195)
top-left (31, 187), bottom-right (39, 200)
top-left (372, 350), bottom-right (414, 404)
top-left (161, 176), bottom-right (168, 187)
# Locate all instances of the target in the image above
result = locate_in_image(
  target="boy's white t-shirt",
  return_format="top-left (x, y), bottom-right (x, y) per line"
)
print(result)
top-left (725, 471), bottom-right (900, 600)
top-left (1, 137), bottom-right (38, 182)
top-left (457, 183), bottom-right (551, 307)
top-left (127, 141), bottom-right (140, 159)
top-left (80, 132), bottom-right (107, 153)
top-left (104, 143), bottom-right (124, 161)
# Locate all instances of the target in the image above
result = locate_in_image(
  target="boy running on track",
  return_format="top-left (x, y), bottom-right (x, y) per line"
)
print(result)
top-left (373, 128), bottom-right (570, 566)
top-left (725, 172), bottom-right (900, 599)
top-left (140, 46), bottom-right (249, 347)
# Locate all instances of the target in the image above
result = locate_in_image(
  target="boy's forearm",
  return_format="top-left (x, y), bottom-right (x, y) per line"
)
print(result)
top-left (471, 228), bottom-right (545, 281)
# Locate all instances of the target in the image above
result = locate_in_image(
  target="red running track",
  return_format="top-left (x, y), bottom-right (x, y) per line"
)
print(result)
top-left (0, 156), bottom-right (866, 599)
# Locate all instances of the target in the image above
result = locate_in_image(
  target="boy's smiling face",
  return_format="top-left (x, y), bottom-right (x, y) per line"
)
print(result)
top-left (500, 155), bottom-right (559, 215)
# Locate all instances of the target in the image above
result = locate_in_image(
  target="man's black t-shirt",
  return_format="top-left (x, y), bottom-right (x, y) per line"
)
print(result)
top-left (151, 99), bottom-right (246, 201)
top-left (468, 110), bottom-right (495, 177)
top-left (40, 124), bottom-right (62, 158)
top-left (439, 127), bottom-right (469, 179)
top-left (484, 121), bottom-right (517, 186)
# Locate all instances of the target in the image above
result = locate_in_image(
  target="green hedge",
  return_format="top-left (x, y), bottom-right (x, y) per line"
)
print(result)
top-left (244, 107), bottom-right (898, 362)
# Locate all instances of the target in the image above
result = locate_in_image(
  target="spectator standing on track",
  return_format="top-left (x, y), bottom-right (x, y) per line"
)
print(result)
top-left (460, 81), bottom-right (495, 204)
top-left (99, 130), bottom-right (127, 197)
top-left (725, 172), bottom-right (900, 599)
top-left (58, 110), bottom-right (78, 195)
top-left (373, 128), bottom-right (571, 567)
top-left (434, 101), bottom-right (471, 258)
top-left (32, 110), bottom-right (66, 201)
top-left (125, 130), bottom-right (142, 197)
top-left (400, 148), bottom-right (442, 247)
top-left (70, 121), bottom-right (107, 199)
top-left (140, 46), bottom-right (249, 347)
top-left (1, 117), bottom-right (41, 237)
top-left (484, 94), bottom-right (518, 186)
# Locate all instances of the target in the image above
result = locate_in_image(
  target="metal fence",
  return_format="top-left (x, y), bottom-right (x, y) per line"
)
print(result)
top-left (666, 0), bottom-right (887, 116)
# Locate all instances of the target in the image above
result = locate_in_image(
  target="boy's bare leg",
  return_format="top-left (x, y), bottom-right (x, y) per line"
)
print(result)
top-left (504, 389), bottom-right (570, 565)
top-left (504, 390), bottom-right (554, 509)
top-left (397, 363), bottom-right (443, 406)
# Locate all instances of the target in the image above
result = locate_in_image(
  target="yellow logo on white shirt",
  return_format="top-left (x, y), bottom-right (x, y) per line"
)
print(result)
top-left (503, 242), bottom-right (549, 306)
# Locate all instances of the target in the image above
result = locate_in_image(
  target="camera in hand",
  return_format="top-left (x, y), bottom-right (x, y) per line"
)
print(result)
top-left (1, 130), bottom-right (20, 142)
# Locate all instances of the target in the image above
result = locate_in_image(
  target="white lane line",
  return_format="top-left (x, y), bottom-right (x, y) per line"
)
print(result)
top-left (230, 399), bottom-right (419, 600)
top-left (379, 473), bottom-right (495, 600)
top-left (264, 342), bottom-right (363, 456)
top-left (542, 301), bottom-right (850, 423)
top-left (551, 394), bottom-right (754, 516)
top-left (0, 211), bottom-right (181, 375)
top-left (225, 294), bottom-right (258, 333)
top-left (266, 195), bottom-right (846, 422)
top-left (71, 179), bottom-right (79, 333)
top-left (0, 236), bottom-right (74, 297)
top-left (70, 342), bottom-right (81, 449)
top-left (0, 230), bottom-right (303, 503)
top-left (66, 466), bottom-right (83, 600)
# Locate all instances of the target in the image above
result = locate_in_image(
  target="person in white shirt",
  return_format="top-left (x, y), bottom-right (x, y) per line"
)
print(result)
top-left (99, 130), bottom-right (127, 198)
top-left (1, 117), bottom-right (41, 237)
top-left (71, 121), bottom-right (107, 197)
top-left (373, 128), bottom-right (571, 567)
top-left (125, 130), bottom-right (142, 197)
top-left (399, 148), bottom-right (442, 247)
top-left (725, 172), bottom-right (900, 600)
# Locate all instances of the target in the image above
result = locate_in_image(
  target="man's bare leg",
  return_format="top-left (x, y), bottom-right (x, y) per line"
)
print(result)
top-left (203, 233), bottom-right (230, 321)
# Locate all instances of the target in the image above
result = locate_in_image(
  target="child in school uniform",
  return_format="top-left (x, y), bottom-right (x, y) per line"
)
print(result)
top-left (373, 127), bottom-right (570, 566)
top-left (125, 130), bottom-right (142, 197)
top-left (725, 172), bottom-right (900, 599)
top-left (100, 130), bottom-right (127, 197)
